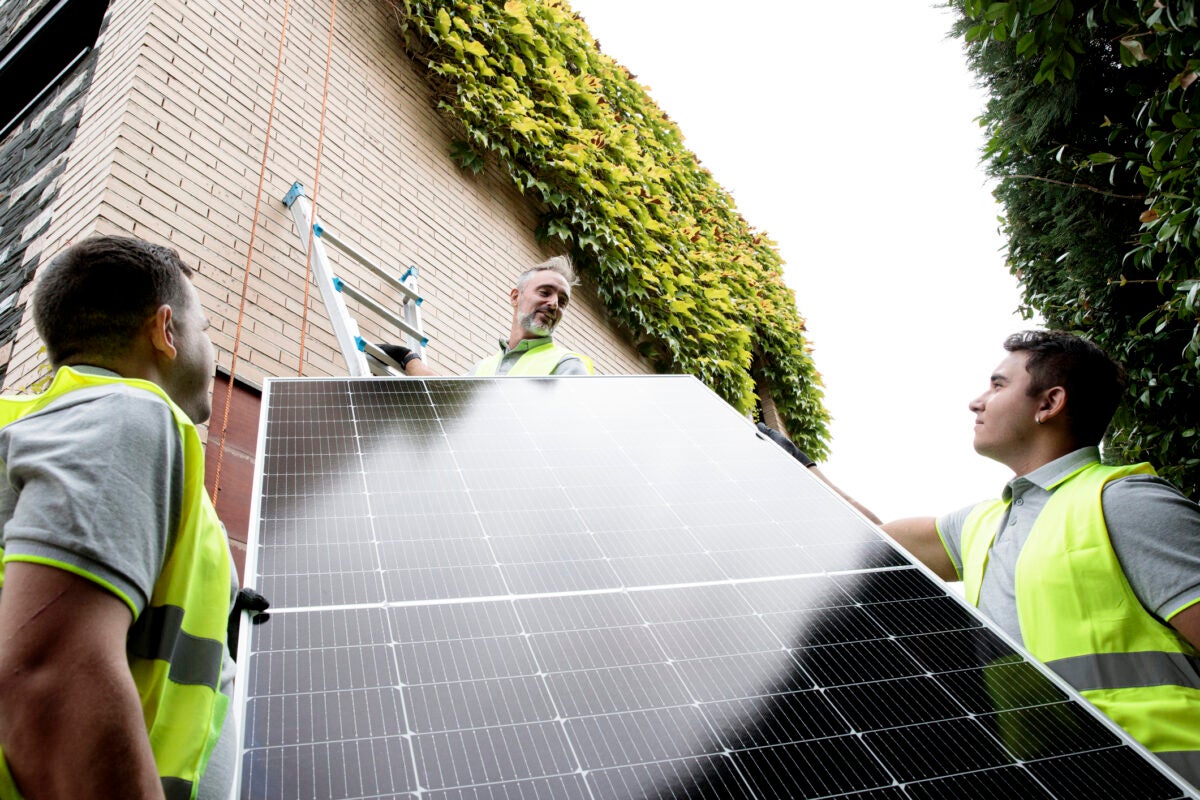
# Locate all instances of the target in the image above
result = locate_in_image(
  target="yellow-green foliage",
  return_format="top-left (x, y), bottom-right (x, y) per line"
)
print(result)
top-left (390, 0), bottom-right (830, 456)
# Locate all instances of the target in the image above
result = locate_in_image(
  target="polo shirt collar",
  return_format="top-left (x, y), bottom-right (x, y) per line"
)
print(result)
top-left (1001, 446), bottom-right (1100, 501)
top-left (69, 364), bottom-right (122, 379)
top-left (498, 335), bottom-right (553, 355)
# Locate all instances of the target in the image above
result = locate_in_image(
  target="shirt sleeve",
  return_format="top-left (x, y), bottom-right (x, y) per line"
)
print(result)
top-left (551, 355), bottom-right (590, 376)
top-left (936, 503), bottom-right (978, 578)
top-left (0, 387), bottom-right (184, 616)
top-left (1103, 475), bottom-right (1200, 621)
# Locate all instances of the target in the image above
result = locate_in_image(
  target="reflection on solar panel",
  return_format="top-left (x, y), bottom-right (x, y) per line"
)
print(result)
top-left (236, 376), bottom-right (1197, 799)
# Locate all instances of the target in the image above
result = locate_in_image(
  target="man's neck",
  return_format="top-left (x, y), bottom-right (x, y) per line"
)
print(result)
top-left (63, 356), bottom-right (143, 382)
top-left (1005, 441), bottom-right (1081, 479)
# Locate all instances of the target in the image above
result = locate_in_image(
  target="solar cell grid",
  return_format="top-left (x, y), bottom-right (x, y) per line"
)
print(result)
top-left (238, 376), bottom-right (1198, 799)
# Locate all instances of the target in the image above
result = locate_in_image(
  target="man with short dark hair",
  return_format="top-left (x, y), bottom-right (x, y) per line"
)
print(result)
top-left (382, 255), bottom-right (594, 376)
top-left (0, 235), bottom-right (240, 798)
top-left (885, 329), bottom-right (1200, 784)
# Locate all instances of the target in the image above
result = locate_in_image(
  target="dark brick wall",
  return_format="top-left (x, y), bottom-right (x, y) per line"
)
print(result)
top-left (0, 0), bottom-right (106, 384)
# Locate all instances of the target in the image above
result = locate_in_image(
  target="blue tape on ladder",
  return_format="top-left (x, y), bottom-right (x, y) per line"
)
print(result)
top-left (333, 277), bottom-right (345, 292)
top-left (313, 222), bottom-right (324, 238)
top-left (355, 336), bottom-right (366, 351)
top-left (421, 337), bottom-right (429, 347)
top-left (401, 266), bottom-right (418, 282)
top-left (282, 182), bottom-right (304, 207)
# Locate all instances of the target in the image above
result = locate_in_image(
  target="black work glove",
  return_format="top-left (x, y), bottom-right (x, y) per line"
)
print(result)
top-left (378, 343), bottom-right (411, 363)
top-left (227, 587), bottom-right (270, 659)
top-left (377, 343), bottom-right (420, 370)
top-left (756, 422), bottom-right (816, 468)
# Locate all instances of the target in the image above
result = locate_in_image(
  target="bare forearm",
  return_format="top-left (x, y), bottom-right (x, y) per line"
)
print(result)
top-left (404, 358), bottom-right (436, 376)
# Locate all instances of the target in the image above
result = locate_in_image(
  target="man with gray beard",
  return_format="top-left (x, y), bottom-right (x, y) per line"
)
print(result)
top-left (383, 256), bottom-right (594, 376)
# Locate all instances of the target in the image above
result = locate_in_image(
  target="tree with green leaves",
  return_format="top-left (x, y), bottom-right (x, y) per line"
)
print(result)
top-left (954, 0), bottom-right (1200, 495)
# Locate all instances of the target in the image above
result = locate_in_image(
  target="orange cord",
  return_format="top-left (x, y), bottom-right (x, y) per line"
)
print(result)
top-left (209, 0), bottom-right (293, 506)
top-left (211, 0), bottom-right (339, 501)
top-left (296, 0), bottom-right (340, 377)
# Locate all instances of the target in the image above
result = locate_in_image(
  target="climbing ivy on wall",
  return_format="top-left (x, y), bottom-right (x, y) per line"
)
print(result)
top-left (387, 0), bottom-right (831, 457)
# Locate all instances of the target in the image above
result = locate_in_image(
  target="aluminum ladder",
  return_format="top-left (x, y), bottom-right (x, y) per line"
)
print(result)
top-left (282, 181), bottom-right (427, 377)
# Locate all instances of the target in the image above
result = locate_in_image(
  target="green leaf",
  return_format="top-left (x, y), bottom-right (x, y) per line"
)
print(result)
top-left (1016, 30), bottom-right (1038, 55)
top-left (1034, 53), bottom-right (1058, 83)
top-left (1059, 49), bottom-right (1076, 79)
top-left (1119, 37), bottom-right (1147, 62)
top-left (984, 2), bottom-right (1010, 22)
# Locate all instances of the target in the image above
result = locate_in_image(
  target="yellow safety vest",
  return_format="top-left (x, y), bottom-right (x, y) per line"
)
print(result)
top-left (962, 461), bottom-right (1200, 777)
top-left (474, 341), bottom-right (594, 376)
top-left (0, 367), bottom-right (231, 800)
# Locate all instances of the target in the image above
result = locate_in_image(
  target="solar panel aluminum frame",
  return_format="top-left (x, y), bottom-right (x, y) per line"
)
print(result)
top-left (230, 375), bottom-right (1200, 800)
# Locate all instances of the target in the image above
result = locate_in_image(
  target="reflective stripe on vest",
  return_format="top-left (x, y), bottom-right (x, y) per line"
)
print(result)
top-left (0, 367), bottom-right (230, 799)
top-left (474, 341), bottom-right (593, 376)
top-left (961, 461), bottom-right (1200, 772)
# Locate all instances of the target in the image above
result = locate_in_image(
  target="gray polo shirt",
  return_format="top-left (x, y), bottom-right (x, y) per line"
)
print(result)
top-left (937, 447), bottom-right (1200, 646)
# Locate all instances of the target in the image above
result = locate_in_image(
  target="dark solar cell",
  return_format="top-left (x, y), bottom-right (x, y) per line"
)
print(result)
top-left (861, 716), bottom-right (1014, 782)
top-left (796, 637), bottom-right (925, 687)
top-left (1024, 748), bottom-right (1190, 800)
top-left (825, 675), bottom-right (968, 730)
top-left (904, 765), bottom-right (1055, 800)
top-left (701, 689), bottom-right (851, 747)
top-left (734, 736), bottom-right (892, 798)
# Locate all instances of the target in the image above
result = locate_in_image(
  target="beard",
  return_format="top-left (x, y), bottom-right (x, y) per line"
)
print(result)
top-left (520, 309), bottom-right (556, 337)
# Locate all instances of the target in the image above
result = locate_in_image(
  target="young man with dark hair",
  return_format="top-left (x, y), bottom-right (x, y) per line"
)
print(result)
top-left (381, 255), bottom-right (594, 376)
top-left (885, 329), bottom-right (1200, 784)
top-left (0, 235), bottom-right (241, 798)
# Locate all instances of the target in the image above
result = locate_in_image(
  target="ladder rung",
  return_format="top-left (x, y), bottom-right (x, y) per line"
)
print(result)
top-left (335, 278), bottom-right (428, 345)
top-left (317, 225), bottom-right (421, 305)
top-left (359, 339), bottom-right (406, 376)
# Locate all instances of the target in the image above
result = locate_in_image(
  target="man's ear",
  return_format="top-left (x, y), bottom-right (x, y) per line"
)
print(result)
top-left (1039, 385), bottom-right (1067, 422)
top-left (147, 304), bottom-right (177, 359)
top-left (510, 287), bottom-right (520, 308)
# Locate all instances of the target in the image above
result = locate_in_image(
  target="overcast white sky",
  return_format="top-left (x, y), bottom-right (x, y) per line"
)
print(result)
top-left (570, 1), bottom-right (1034, 521)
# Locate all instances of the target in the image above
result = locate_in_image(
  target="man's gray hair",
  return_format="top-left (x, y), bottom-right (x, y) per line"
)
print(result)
top-left (516, 255), bottom-right (577, 291)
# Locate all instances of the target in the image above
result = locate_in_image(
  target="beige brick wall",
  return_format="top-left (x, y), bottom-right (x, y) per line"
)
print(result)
top-left (6, 0), bottom-right (651, 396)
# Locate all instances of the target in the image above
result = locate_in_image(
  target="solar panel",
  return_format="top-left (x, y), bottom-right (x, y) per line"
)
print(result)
top-left (235, 376), bottom-right (1198, 799)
